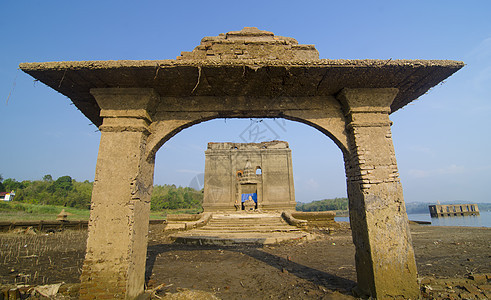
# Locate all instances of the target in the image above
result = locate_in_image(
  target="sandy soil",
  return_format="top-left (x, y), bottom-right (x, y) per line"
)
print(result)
top-left (0, 223), bottom-right (489, 299)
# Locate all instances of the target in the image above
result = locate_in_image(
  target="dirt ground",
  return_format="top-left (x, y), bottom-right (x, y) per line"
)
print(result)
top-left (0, 223), bottom-right (490, 299)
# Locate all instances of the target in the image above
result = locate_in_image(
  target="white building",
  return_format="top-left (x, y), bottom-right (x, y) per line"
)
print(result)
top-left (0, 191), bottom-right (15, 201)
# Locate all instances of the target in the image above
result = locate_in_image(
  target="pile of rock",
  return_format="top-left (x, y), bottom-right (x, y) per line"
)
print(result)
top-left (420, 274), bottom-right (491, 299)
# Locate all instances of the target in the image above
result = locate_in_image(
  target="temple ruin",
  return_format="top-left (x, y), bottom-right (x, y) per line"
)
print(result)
top-left (20, 27), bottom-right (463, 299)
top-left (203, 141), bottom-right (296, 212)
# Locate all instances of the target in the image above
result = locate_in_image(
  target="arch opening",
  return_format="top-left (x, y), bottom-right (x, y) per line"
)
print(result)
top-left (152, 117), bottom-right (347, 209)
top-left (255, 167), bottom-right (262, 175)
top-left (147, 114), bottom-right (348, 163)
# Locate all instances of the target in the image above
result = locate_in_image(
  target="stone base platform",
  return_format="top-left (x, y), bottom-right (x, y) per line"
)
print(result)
top-left (170, 213), bottom-right (310, 246)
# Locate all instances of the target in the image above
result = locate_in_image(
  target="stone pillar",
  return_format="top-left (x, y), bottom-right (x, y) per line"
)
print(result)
top-left (80, 88), bottom-right (157, 299)
top-left (338, 88), bottom-right (419, 299)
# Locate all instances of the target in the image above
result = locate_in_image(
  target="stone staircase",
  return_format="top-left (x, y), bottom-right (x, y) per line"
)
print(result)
top-left (170, 213), bottom-right (310, 245)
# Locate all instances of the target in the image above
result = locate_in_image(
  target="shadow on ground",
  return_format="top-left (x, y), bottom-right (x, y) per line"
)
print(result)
top-left (145, 242), bottom-right (356, 299)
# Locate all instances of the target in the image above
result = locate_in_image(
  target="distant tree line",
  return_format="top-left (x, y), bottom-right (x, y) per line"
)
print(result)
top-left (296, 198), bottom-right (491, 214)
top-left (150, 185), bottom-right (203, 211)
top-left (0, 174), bottom-right (4, 192)
top-left (1, 175), bottom-right (93, 209)
top-left (0, 174), bottom-right (203, 211)
top-left (296, 197), bottom-right (348, 212)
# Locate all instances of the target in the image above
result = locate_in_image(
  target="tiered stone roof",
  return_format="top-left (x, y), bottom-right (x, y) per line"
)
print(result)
top-left (178, 27), bottom-right (318, 61)
top-left (207, 141), bottom-right (289, 150)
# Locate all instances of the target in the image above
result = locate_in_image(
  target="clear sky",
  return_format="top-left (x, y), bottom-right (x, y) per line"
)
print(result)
top-left (1, 1), bottom-right (490, 203)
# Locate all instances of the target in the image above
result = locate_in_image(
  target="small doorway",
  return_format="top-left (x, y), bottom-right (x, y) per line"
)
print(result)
top-left (240, 183), bottom-right (258, 210)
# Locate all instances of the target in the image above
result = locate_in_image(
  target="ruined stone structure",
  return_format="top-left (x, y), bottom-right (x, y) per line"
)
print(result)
top-left (20, 27), bottom-right (463, 299)
top-left (429, 204), bottom-right (480, 217)
top-left (203, 141), bottom-right (296, 212)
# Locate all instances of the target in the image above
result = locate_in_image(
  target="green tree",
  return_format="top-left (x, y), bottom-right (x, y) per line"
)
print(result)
top-left (150, 184), bottom-right (203, 211)
top-left (2, 175), bottom-right (202, 211)
top-left (2, 178), bottom-right (24, 192)
top-left (43, 174), bottom-right (53, 182)
top-left (0, 174), bottom-right (4, 193)
top-left (48, 175), bottom-right (73, 193)
top-left (296, 197), bottom-right (348, 212)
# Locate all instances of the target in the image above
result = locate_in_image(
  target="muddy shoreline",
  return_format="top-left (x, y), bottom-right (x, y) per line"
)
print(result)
top-left (1, 223), bottom-right (489, 298)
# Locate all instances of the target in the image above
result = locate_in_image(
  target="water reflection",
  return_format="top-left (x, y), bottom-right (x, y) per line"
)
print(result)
top-left (431, 214), bottom-right (484, 227)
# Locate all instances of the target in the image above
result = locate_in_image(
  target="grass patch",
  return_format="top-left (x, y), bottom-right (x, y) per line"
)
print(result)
top-left (0, 202), bottom-right (201, 221)
top-left (0, 202), bottom-right (89, 221)
top-left (150, 208), bottom-right (202, 220)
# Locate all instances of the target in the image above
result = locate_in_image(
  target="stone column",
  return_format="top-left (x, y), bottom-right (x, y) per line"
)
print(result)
top-left (338, 88), bottom-right (419, 299)
top-left (80, 88), bottom-right (157, 299)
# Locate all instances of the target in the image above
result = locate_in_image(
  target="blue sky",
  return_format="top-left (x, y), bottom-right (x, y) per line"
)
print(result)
top-left (1, 1), bottom-right (490, 203)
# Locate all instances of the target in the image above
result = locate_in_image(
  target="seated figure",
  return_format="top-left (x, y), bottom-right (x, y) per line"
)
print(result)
top-left (243, 195), bottom-right (256, 211)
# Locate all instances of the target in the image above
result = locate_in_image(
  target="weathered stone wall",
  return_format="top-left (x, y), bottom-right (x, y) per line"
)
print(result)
top-left (339, 88), bottom-right (419, 299)
top-left (79, 89), bottom-right (156, 299)
top-left (203, 141), bottom-right (296, 212)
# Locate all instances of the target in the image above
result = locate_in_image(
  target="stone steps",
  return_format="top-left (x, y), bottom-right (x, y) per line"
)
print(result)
top-left (209, 218), bottom-right (283, 223)
top-left (209, 219), bottom-right (285, 224)
top-left (198, 225), bottom-right (299, 230)
top-left (170, 213), bottom-right (310, 245)
top-left (191, 228), bottom-right (302, 233)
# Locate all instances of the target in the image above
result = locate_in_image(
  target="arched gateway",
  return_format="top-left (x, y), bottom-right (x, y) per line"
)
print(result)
top-left (20, 27), bottom-right (463, 299)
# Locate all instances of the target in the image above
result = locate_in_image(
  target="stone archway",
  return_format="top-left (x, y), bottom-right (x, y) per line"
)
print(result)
top-left (20, 27), bottom-right (463, 299)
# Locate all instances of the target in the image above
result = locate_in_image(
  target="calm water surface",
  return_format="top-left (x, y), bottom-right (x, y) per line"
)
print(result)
top-left (335, 211), bottom-right (491, 227)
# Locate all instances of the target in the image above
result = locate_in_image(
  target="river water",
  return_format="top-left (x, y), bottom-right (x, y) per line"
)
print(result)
top-left (335, 211), bottom-right (491, 228)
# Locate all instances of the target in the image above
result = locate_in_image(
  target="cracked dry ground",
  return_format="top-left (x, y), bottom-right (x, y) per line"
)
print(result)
top-left (1, 223), bottom-right (490, 299)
